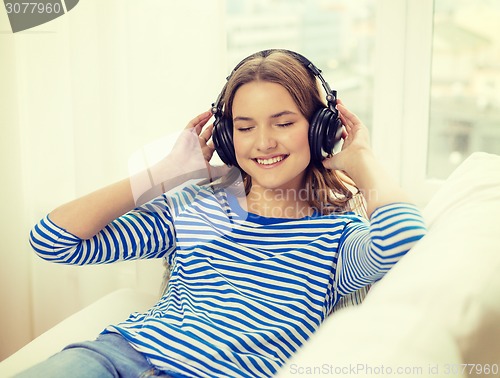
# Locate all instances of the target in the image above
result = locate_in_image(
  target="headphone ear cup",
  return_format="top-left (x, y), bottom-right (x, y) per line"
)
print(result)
top-left (308, 109), bottom-right (325, 165)
top-left (213, 118), bottom-right (237, 167)
top-left (322, 108), bottom-right (342, 155)
top-left (308, 107), bottom-right (341, 166)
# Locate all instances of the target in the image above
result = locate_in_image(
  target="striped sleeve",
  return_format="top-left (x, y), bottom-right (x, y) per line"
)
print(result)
top-left (335, 202), bottom-right (427, 296)
top-left (29, 185), bottom-right (202, 265)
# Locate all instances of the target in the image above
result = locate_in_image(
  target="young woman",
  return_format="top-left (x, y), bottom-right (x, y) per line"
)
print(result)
top-left (21, 50), bottom-right (426, 378)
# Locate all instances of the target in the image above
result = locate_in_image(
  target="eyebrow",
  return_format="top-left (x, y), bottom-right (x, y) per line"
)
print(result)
top-left (233, 110), bottom-right (298, 122)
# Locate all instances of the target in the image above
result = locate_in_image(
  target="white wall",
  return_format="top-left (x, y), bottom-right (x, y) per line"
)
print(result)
top-left (0, 30), bottom-right (33, 360)
top-left (0, 0), bottom-right (226, 360)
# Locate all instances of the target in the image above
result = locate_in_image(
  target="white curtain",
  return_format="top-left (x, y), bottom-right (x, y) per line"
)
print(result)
top-left (0, 0), bottom-right (226, 360)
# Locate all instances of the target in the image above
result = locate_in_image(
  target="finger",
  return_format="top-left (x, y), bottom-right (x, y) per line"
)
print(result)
top-left (195, 113), bottom-right (213, 134)
top-left (186, 110), bottom-right (213, 131)
top-left (199, 123), bottom-right (214, 142)
top-left (202, 139), bottom-right (216, 158)
top-left (198, 134), bottom-right (207, 145)
top-left (338, 107), bottom-right (352, 128)
top-left (341, 126), bottom-right (348, 139)
top-left (337, 104), bottom-right (360, 127)
top-left (206, 139), bottom-right (215, 150)
top-left (338, 111), bottom-right (352, 133)
top-left (205, 142), bottom-right (221, 166)
top-left (322, 153), bottom-right (349, 172)
top-left (202, 148), bottom-right (215, 162)
top-left (321, 155), bottom-right (336, 170)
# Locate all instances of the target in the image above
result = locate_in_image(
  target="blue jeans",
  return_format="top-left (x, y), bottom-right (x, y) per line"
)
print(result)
top-left (13, 332), bottom-right (179, 378)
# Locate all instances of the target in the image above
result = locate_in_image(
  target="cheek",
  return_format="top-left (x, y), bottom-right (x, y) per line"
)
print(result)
top-left (233, 134), bottom-right (244, 154)
top-left (232, 133), bottom-right (248, 157)
top-left (289, 125), bottom-right (311, 152)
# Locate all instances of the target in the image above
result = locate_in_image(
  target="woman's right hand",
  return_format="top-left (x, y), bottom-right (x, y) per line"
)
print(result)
top-left (150, 111), bottom-right (230, 185)
top-left (185, 110), bottom-right (216, 163)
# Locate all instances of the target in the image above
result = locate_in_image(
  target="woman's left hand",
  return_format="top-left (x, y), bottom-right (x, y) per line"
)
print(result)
top-left (321, 100), bottom-right (412, 217)
top-left (321, 99), bottom-right (373, 173)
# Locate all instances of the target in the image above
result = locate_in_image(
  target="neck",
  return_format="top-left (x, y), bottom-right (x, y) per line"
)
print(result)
top-left (241, 185), bottom-right (314, 219)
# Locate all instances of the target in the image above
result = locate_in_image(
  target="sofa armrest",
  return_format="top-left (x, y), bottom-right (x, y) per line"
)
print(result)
top-left (0, 288), bottom-right (157, 377)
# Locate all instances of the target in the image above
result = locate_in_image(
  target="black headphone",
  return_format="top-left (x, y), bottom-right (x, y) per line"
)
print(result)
top-left (211, 49), bottom-right (343, 167)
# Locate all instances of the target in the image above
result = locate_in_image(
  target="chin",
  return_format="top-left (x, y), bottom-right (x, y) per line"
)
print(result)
top-left (252, 175), bottom-right (307, 193)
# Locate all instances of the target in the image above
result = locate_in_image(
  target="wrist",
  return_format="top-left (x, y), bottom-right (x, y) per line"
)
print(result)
top-left (343, 151), bottom-right (411, 217)
top-left (342, 148), bottom-right (377, 183)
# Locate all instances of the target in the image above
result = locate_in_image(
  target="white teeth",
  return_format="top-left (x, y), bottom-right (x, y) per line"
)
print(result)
top-left (256, 155), bottom-right (286, 165)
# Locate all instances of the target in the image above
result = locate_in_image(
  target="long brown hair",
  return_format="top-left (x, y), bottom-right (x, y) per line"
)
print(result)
top-left (213, 50), bottom-right (364, 216)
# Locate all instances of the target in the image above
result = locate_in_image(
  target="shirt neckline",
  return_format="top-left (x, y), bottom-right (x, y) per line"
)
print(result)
top-left (225, 190), bottom-right (321, 225)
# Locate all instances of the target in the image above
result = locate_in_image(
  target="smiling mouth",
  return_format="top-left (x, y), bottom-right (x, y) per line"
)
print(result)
top-left (254, 155), bottom-right (289, 166)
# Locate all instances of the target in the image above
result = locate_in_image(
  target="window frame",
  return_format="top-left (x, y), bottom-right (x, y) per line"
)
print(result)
top-left (372, 0), bottom-right (439, 206)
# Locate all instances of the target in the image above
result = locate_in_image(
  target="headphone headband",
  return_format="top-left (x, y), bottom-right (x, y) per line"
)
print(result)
top-left (211, 49), bottom-right (337, 118)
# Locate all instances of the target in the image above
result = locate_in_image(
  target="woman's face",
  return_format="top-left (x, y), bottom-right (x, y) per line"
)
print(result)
top-left (232, 80), bottom-right (311, 192)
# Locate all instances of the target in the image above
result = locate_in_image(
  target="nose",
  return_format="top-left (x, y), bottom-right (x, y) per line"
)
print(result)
top-left (255, 126), bottom-right (278, 151)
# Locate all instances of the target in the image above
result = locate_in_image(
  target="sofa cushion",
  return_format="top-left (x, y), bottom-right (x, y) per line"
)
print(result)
top-left (276, 152), bottom-right (500, 377)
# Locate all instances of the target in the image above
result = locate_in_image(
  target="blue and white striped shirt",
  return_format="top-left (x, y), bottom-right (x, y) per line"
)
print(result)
top-left (30, 184), bottom-right (426, 377)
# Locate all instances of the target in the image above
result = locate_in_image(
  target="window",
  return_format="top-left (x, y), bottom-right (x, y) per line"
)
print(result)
top-left (225, 0), bottom-right (376, 127)
top-left (427, 0), bottom-right (500, 179)
top-left (224, 0), bottom-right (500, 205)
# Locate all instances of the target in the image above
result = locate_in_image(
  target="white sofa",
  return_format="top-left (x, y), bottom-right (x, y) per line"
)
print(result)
top-left (1, 152), bottom-right (499, 378)
top-left (0, 289), bottom-right (158, 377)
top-left (277, 152), bottom-right (500, 378)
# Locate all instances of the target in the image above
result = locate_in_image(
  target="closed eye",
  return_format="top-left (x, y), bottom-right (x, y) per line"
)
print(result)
top-left (276, 122), bottom-right (293, 127)
top-left (236, 126), bottom-right (254, 132)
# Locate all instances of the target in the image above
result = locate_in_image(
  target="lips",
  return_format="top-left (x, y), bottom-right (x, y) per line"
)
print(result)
top-left (254, 154), bottom-right (289, 166)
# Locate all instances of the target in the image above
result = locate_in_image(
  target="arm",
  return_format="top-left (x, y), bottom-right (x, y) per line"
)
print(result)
top-left (322, 100), bottom-right (410, 218)
top-left (334, 203), bottom-right (426, 297)
top-left (50, 111), bottom-right (222, 240)
top-left (30, 194), bottom-right (178, 265)
top-left (30, 111), bottom-right (228, 265)
top-left (322, 101), bottom-right (426, 299)
top-left (29, 184), bottom-right (203, 265)
top-left (49, 178), bottom-right (136, 240)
